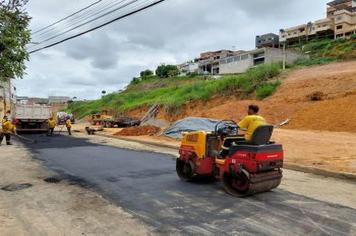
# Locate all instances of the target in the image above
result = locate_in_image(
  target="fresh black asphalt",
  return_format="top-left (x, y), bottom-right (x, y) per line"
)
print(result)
top-left (20, 134), bottom-right (356, 236)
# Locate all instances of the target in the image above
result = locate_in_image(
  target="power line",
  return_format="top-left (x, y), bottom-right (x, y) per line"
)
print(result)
top-left (29, 0), bottom-right (139, 50)
top-left (29, 0), bottom-right (166, 54)
top-left (28, 0), bottom-right (132, 51)
top-left (32, 0), bottom-right (121, 40)
top-left (32, 0), bottom-right (103, 35)
top-left (33, 0), bottom-right (138, 46)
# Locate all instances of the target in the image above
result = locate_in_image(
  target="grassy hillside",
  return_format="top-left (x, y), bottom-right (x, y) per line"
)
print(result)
top-left (68, 37), bottom-right (355, 119)
top-left (68, 64), bottom-right (282, 118)
top-left (294, 35), bottom-right (356, 66)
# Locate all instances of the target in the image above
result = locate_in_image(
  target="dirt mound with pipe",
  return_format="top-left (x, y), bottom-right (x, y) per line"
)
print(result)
top-left (115, 125), bottom-right (160, 136)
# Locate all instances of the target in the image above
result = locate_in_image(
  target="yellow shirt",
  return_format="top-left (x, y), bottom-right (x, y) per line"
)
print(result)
top-left (48, 119), bottom-right (56, 129)
top-left (238, 115), bottom-right (267, 141)
top-left (65, 120), bottom-right (72, 128)
top-left (1, 120), bottom-right (16, 134)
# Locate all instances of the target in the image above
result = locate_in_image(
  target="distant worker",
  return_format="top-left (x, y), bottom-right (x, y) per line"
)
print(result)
top-left (238, 104), bottom-right (267, 142)
top-left (0, 116), bottom-right (17, 146)
top-left (47, 117), bottom-right (57, 136)
top-left (65, 117), bottom-right (72, 136)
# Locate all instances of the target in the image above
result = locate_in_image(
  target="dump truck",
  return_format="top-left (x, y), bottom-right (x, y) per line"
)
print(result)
top-left (13, 104), bottom-right (52, 133)
top-left (90, 110), bottom-right (140, 128)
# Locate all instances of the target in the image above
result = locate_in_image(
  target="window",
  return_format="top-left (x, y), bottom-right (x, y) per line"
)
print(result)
top-left (254, 53), bottom-right (265, 58)
top-left (220, 59), bottom-right (226, 64)
top-left (337, 25), bottom-right (343, 30)
top-left (234, 56), bottom-right (240, 62)
top-left (227, 58), bottom-right (233, 63)
top-left (241, 54), bottom-right (248, 60)
top-left (254, 58), bottom-right (265, 66)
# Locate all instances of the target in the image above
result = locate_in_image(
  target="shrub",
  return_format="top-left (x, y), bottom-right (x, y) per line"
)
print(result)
top-left (294, 58), bottom-right (336, 66)
top-left (130, 77), bottom-right (141, 85)
top-left (140, 69), bottom-right (153, 77)
top-left (155, 64), bottom-right (180, 78)
top-left (256, 81), bottom-right (281, 99)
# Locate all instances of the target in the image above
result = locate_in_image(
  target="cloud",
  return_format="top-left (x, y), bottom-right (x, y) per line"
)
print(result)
top-left (16, 0), bottom-right (329, 99)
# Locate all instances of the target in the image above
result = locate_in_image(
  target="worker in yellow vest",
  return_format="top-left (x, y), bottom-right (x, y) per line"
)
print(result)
top-left (65, 117), bottom-right (72, 136)
top-left (238, 104), bottom-right (267, 142)
top-left (0, 116), bottom-right (17, 145)
top-left (47, 117), bottom-right (57, 136)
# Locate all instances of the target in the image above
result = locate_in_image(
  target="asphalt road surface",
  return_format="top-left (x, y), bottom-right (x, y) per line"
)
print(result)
top-left (22, 134), bottom-right (356, 236)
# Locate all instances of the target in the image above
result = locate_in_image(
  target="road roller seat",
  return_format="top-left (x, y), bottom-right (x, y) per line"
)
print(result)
top-left (218, 125), bottom-right (274, 159)
top-left (249, 125), bottom-right (274, 145)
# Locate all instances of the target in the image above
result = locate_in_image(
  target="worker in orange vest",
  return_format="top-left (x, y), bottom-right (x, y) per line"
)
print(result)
top-left (0, 116), bottom-right (17, 145)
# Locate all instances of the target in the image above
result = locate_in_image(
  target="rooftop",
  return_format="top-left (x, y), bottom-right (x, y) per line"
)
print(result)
top-left (327, 0), bottom-right (351, 7)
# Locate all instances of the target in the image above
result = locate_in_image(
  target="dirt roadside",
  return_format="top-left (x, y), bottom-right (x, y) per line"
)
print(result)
top-left (0, 143), bottom-right (153, 236)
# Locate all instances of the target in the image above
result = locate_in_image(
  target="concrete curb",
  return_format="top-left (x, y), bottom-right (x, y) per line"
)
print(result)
top-left (283, 163), bottom-right (356, 182)
top-left (96, 133), bottom-right (356, 182)
top-left (97, 134), bottom-right (180, 150)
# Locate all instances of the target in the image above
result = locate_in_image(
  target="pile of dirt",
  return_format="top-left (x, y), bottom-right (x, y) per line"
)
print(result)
top-left (115, 125), bottom-right (160, 136)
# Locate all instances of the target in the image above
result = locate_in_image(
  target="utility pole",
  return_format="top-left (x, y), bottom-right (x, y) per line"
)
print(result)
top-left (283, 42), bottom-right (286, 70)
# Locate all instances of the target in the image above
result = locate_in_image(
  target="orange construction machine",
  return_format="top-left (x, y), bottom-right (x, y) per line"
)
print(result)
top-left (176, 120), bottom-right (283, 196)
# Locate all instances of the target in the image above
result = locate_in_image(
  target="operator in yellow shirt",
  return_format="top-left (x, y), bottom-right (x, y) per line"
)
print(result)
top-left (238, 104), bottom-right (267, 141)
top-left (0, 116), bottom-right (17, 145)
top-left (47, 117), bottom-right (57, 136)
top-left (65, 117), bottom-right (72, 136)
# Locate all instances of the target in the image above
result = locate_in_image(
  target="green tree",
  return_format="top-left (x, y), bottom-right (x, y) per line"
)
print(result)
top-left (0, 0), bottom-right (31, 82)
top-left (155, 64), bottom-right (179, 78)
top-left (130, 77), bottom-right (140, 85)
top-left (140, 69), bottom-right (153, 78)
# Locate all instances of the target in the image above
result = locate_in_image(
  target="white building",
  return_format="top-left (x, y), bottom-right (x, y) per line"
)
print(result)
top-left (178, 61), bottom-right (199, 75)
top-left (219, 47), bottom-right (307, 74)
top-left (48, 96), bottom-right (71, 104)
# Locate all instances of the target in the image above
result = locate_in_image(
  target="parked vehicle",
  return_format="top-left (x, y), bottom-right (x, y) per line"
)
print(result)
top-left (90, 110), bottom-right (140, 128)
top-left (102, 116), bottom-right (141, 128)
top-left (57, 111), bottom-right (75, 125)
top-left (13, 104), bottom-right (51, 133)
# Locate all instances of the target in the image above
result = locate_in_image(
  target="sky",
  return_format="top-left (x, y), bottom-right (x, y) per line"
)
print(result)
top-left (14, 0), bottom-right (330, 100)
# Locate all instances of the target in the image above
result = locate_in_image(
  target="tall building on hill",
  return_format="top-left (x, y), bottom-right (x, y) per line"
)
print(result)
top-left (280, 0), bottom-right (356, 45)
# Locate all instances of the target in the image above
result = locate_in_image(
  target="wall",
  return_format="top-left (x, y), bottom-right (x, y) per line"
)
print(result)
top-left (220, 48), bottom-right (307, 75)
top-left (265, 48), bottom-right (308, 65)
top-left (220, 54), bottom-right (253, 74)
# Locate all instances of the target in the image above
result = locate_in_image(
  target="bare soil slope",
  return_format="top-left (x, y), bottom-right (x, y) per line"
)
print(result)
top-left (127, 61), bottom-right (356, 133)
